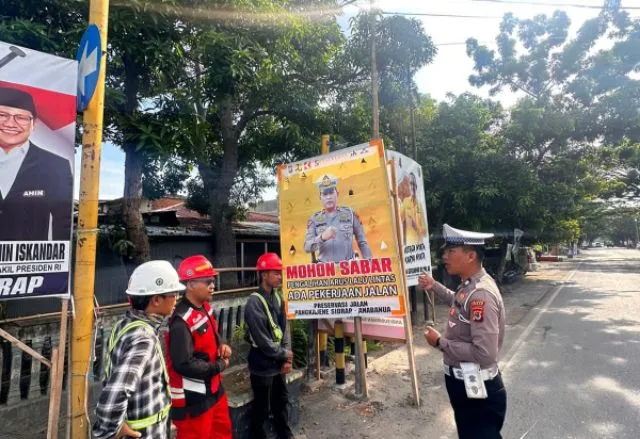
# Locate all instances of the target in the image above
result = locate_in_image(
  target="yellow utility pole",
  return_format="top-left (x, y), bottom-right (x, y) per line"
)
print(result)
top-left (370, 0), bottom-right (379, 140)
top-left (310, 134), bottom-right (331, 381)
top-left (321, 134), bottom-right (330, 155)
top-left (70, 0), bottom-right (109, 436)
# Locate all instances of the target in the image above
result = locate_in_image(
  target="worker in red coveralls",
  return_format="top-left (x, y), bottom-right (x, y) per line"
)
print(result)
top-left (166, 255), bottom-right (233, 439)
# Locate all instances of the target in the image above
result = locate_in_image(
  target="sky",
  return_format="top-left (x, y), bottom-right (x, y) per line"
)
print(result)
top-left (79, 0), bottom-right (640, 201)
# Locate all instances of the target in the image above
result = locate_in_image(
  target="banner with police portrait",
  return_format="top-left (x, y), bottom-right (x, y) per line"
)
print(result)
top-left (386, 150), bottom-right (432, 286)
top-left (277, 140), bottom-right (406, 319)
top-left (0, 41), bottom-right (76, 300)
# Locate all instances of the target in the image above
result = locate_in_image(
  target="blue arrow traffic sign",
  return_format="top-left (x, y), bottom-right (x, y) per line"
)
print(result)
top-left (76, 24), bottom-right (102, 112)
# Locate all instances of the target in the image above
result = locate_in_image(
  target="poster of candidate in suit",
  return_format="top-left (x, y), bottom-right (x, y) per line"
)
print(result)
top-left (0, 41), bottom-right (76, 300)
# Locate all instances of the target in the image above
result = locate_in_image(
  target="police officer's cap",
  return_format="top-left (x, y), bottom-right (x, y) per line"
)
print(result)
top-left (441, 224), bottom-right (494, 250)
top-left (0, 87), bottom-right (36, 117)
top-left (316, 174), bottom-right (338, 193)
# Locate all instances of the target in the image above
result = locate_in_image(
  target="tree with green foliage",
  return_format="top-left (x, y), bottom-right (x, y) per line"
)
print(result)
top-left (104, 0), bottom-right (187, 264)
top-left (0, 0), bottom-right (85, 58)
top-left (462, 8), bottom-right (636, 240)
top-left (466, 5), bottom-right (640, 203)
top-left (2, 1), bottom-right (441, 273)
top-left (2, 0), bottom-right (188, 264)
top-left (141, 158), bottom-right (191, 199)
top-left (410, 89), bottom-right (607, 246)
top-left (151, 1), bottom-right (345, 283)
top-left (418, 94), bottom-right (518, 232)
top-left (162, 5), bottom-right (437, 284)
top-left (326, 13), bottom-right (437, 153)
top-left (580, 202), bottom-right (639, 245)
top-left (607, 213), bottom-right (639, 246)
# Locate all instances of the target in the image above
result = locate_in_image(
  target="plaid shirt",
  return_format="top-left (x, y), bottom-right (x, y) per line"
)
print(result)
top-left (93, 310), bottom-right (170, 439)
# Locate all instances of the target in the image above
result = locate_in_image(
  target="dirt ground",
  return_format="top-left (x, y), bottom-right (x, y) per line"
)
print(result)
top-left (296, 264), bottom-right (572, 439)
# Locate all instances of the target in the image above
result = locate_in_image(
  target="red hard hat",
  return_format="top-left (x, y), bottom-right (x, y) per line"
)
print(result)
top-left (177, 255), bottom-right (218, 281)
top-left (256, 252), bottom-right (283, 271)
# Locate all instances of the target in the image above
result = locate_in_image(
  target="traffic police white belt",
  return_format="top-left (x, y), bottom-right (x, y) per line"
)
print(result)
top-left (443, 363), bottom-right (499, 381)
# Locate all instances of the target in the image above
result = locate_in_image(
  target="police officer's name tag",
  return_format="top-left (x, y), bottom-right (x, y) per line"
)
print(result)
top-left (460, 362), bottom-right (488, 399)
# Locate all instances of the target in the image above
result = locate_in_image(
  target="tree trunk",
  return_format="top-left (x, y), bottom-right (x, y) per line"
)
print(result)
top-left (432, 201), bottom-right (447, 238)
top-left (205, 173), bottom-right (237, 287)
top-left (121, 53), bottom-right (151, 265)
top-left (200, 160), bottom-right (238, 288)
top-left (123, 148), bottom-right (151, 264)
top-left (200, 97), bottom-right (240, 288)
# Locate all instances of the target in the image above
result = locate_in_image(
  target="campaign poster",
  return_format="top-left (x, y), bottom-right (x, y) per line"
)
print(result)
top-left (386, 150), bottom-right (432, 286)
top-left (0, 41), bottom-right (76, 300)
top-left (277, 140), bottom-right (406, 320)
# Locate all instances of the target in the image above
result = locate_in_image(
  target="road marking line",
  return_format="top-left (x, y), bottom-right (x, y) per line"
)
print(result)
top-left (500, 265), bottom-right (580, 372)
top-left (519, 420), bottom-right (539, 438)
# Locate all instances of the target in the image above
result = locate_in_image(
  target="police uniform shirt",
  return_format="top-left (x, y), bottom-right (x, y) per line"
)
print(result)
top-left (304, 206), bottom-right (372, 263)
top-left (431, 268), bottom-right (505, 369)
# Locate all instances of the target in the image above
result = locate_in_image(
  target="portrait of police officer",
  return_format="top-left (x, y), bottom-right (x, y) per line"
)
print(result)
top-left (304, 174), bottom-right (372, 263)
top-left (0, 86), bottom-right (73, 241)
top-left (400, 171), bottom-right (427, 246)
top-left (419, 224), bottom-right (507, 439)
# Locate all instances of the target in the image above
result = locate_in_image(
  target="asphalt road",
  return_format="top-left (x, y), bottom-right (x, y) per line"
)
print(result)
top-left (501, 248), bottom-right (640, 439)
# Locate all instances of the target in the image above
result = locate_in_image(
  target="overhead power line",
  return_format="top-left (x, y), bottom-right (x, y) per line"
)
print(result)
top-left (378, 1), bottom-right (640, 21)
top-left (435, 41), bottom-right (492, 46)
top-left (380, 11), bottom-right (503, 19)
top-left (436, 41), bottom-right (470, 46)
top-left (470, 0), bottom-right (640, 11)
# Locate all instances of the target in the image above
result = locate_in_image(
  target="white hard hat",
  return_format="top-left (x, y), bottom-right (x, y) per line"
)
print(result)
top-left (126, 260), bottom-right (186, 296)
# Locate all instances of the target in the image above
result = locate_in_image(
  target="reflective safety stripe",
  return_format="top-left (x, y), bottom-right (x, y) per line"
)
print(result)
top-left (104, 320), bottom-right (171, 430)
top-left (125, 403), bottom-right (171, 430)
top-left (190, 316), bottom-right (208, 332)
top-left (250, 292), bottom-right (283, 345)
top-left (181, 307), bottom-right (194, 322)
top-left (182, 377), bottom-right (207, 394)
top-left (170, 386), bottom-right (185, 399)
top-left (105, 321), bottom-right (170, 390)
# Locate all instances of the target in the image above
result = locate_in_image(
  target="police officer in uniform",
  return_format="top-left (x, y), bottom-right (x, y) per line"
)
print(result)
top-left (419, 224), bottom-right (507, 439)
top-left (0, 86), bottom-right (73, 241)
top-left (304, 174), bottom-right (372, 262)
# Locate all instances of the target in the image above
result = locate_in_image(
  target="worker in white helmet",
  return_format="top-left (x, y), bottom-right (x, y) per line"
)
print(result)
top-left (93, 260), bottom-right (185, 439)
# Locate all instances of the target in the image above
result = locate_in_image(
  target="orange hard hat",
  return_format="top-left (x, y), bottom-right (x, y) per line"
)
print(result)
top-left (177, 255), bottom-right (218, 281)
top-left (256, 252), bottom-right (283, 271)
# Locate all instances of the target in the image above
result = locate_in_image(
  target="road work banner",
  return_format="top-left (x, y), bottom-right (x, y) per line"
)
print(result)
top-left (277, 140), bottom-right (406, 319)
top-left (386, 150), bottom-right (432, 285)
top-left (0, 41), bottom-right (76, 300)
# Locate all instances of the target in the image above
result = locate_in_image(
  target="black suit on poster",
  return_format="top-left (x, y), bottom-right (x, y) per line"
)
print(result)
top-left (0, 143), bottom-right (73, 241)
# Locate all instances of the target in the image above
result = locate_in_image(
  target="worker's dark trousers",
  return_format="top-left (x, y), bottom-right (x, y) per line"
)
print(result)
top-left (250, 374), bottom-right (293, 439)
top-left (445, 372), bottom-right (507, 439)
